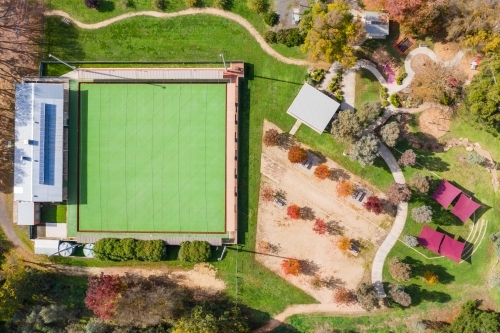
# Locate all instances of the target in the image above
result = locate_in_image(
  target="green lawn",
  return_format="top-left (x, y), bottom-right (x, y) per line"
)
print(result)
top-left (41, 204), bottom-right (67, 223)
top-left (354, 69), bottom-right (381, 111)
top-left (79, 83), bottom-right (226, 233)
top-left (45, 0), bottom-right (307, 60)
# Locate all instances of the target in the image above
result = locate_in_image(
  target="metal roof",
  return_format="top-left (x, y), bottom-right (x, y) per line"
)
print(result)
top-left (14, 83), bottom-right (64, 202)
top-left (34, 239), bottom-right (60, 255)
top-left (76, 68), bottom-right (225, 80)
top-left (17, 202), bottom-right (36, 226)
top-left (286, 83), bottom-right (340, 134)
top-left (364, 12), bottom-right (389, 37)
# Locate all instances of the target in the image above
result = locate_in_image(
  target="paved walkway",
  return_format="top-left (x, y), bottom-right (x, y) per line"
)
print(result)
top-left (44, 9), bottom-right (314, 67)
top-left (370, 144), bottom-right (407, 298)
top-left (340, 68), bottom-right (356, 110)
top-left (289, 119), bottom-right (302, 135)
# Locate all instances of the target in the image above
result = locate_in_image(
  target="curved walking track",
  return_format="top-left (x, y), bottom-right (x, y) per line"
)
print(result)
top-left (3, 10), bottom-right (469, 331)
top-left (44, 9), bottom-right (314, 67)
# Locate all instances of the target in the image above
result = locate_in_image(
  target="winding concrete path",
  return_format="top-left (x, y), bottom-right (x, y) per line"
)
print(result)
top-left (44, 9), bottom-right (314, 67)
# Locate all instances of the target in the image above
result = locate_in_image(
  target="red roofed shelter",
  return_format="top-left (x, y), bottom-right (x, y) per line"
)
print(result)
top-left (431, 180), bottom-right (462, 209)
top-left (450, 193), bottom-right (481, 223)
top-left (439, 235), bottom-right (466, 263)
top-left (417, 225), bottom-right (445, 254)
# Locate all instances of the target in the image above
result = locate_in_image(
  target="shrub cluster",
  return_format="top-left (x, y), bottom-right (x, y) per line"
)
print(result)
top-left (396, 72), bottom-right (408, 85)
top-left (403, 235), bottom-right (419, 247)
top-left (390, 94), bottom-right (401, 107)
top-left (264, 29), bottom-right (305, 47)
top-left (379, 86), bottom-right (388, 106)
top-left (389, 284), bottom-right (411, 307)
top-left (248, 0), bottom-right (267, 13)
top-left (355, 283), bottom-right (378, 311)
top-left (306, 68), bottom-right (325, 86)
top-left (178, 241), bottom-right (212, 262)
top-left (389, 256), bottom-right (411, 281)
top-left (151, 0), bottom-right (166, 10)
top-left (263, 11), bottom-right (279, 26)
top-left (412, 205), bottom-right (433, 223)
top-left (465, 152), bottom-right (485, 165)
top-left (94, 238), bottom-right (167, 261)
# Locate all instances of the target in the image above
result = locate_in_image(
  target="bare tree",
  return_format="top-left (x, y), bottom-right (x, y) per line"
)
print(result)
top-left (411, 61), bottom-right (467, 105)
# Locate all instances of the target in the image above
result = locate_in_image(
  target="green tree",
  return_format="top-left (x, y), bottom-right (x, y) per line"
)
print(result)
top-left (212, 0), bottom-right (229, 9)
top-left (441, 300), bottom-right (500, 332)
top-left (356, 101), bottom-right (382, 125)
top-left (380, 122), bottom-right (400, 147)
top-left (466, 152), bottom-right (485, 165)
top-left (247, 0), bottom-right (267, 13)
top-left (172, 303), bottom-right (249, 333)
top-left (0, 254), bottom-right (54, 320)
top-left (459, 55), bottom-right (500, 133)
top-left (331, 110), bottom-right (362, 142)
top-left (300, 1), bottom-right (361, 67)
top-left (348, 134), bottom-right (379, 167)
top-left (388, 284), bottom-right (411, 307)
top-left (408, 173), bottom-right (430, 194)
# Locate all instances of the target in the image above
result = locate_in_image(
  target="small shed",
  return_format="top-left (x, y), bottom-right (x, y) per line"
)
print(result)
top-left (34, 239), bottom-right (60, 255)
top-left (363, 12), bottom-right (389, 39)
top-left (286, 83), bottom-right (340, 134)
top-left (17, 202), bottom-right (41, 226)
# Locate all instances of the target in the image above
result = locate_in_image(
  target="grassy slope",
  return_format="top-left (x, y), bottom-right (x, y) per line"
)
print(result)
top-left (354, 69), bottom-right (381, 111)
top-left (45, 0), bottom-right (306, 59)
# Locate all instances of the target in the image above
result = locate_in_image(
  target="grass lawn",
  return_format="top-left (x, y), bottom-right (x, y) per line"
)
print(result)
top-left (41, 204), bottom-right (67, 223)
top-left (45, 0), bottom-right (307, 60)
top-left (354, 69), bottom-right (381, 111)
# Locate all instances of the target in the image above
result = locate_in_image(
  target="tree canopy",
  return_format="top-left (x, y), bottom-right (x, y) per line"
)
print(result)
top-left (459, 55), bottom-right (500, 134)
top-left (385, 0), bottom-right (448, 36)
top-left (300, 1), bottom-right (361, 67)
top-left (446, 0), bottom-right (500, 53)
top-left (439, 300), bottom-right (500, 332)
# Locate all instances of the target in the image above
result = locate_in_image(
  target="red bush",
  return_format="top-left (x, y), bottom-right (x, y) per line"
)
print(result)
top-left (313, 218), bottom-right (327, 235)
top-left (263, 128), bottom-right (280, 147)
top-left (287, 205), bottom-right (300, 220)
top-left (85, 273), bottom-right (124, 320)
top-left (363, 196), bottom-right (383, 215)
top-left (281, 259), bottom-right (301, 276)
top-left (314, 164), bottom-right (331, 180)
top-left (288, 146), bottom-right (308, 164)
top-left (260, 186), bottom-right (274, 202)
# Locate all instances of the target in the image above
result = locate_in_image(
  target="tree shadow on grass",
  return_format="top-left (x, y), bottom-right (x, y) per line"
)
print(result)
top-left (402, 257), bottom-right (455, 284)
top-left (97, 0), bottom-right (115, 12)
top-left (404, 284), bottom-right (452, 306)
top-left (239, 304), bottom-right (272, 331)
top-left (44, 17), bottom-right (85, 61)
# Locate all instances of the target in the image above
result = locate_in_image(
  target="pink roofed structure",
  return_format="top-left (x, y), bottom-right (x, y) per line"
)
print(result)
top-left (439, 235), bottom-right (466, 263)
top-left (431, 180), bottom-right (462, 209)
top-left (450, 193), bottom-right (481, 223)
top-left (417, 225), bottom-right (445, 255)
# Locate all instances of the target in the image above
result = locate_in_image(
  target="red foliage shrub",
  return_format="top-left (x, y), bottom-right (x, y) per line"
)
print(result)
top-left (363, 196), bottom-right (383, 215)
top-left (263, 129), bottom-right (280, 147)
top-left (287, 205), bottom-right (300, 220)
top-left (314, 164), bottom-right (331, 180)
top-left (260, 186), bottom-right (274, 202)
top-left (334, 287), bottom-right (356, 304)
top-left (85, 273), bottom-right (124, 320)
top-left (288, 146), bottom-right (308, 164)
top-left (281, 259), bottom-right (301, 276)
top-left (313, 218), bottom-right (327, 235)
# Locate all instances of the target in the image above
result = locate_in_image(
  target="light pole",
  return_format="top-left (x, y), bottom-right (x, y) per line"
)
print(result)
top-left (48, 54), bottom-right (76, 70)
top-left (219, 53), bottom-right (228, 71)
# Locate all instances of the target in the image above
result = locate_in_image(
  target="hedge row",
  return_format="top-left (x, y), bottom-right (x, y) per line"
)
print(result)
top-left (178, 241), bottom-right (212, 263)
top-left (94, 238), bottom-right (167, 261)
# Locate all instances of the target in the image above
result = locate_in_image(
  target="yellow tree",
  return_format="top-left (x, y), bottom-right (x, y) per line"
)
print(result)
top-left (300, 1), bottom-right (362, 67)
